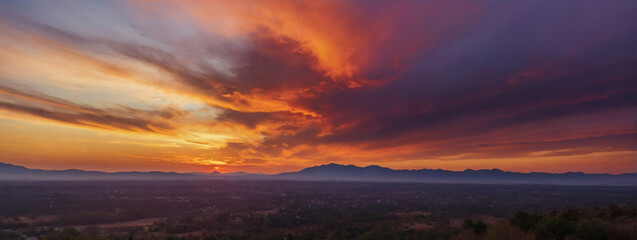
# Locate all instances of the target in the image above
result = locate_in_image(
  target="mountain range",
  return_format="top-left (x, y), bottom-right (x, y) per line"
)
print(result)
top-left (1, 162), bottom-right (635, 186)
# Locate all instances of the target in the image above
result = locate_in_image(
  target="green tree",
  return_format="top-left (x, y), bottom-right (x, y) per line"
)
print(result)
top-left (534, 216), bottom-right (574, 240)
top-left (461, 219), bottom-right (487, 236)
top-left (510, 210), bottom-right (541, 232)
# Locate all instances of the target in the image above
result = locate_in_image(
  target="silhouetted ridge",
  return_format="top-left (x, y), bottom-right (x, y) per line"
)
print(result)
top-left (0, 162), bottom-right (635, 186)
top-left (275, 163), bottom-right (637, 186)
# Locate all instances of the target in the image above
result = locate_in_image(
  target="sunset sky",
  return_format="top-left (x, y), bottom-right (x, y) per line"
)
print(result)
top-left (0, 0), bottom-right (635, 174)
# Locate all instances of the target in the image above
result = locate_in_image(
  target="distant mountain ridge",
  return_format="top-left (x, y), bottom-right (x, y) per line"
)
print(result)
top-left (0, 162), bottom-right (205, 181)
top-left (273, 163), bottom-right (637, 186)
top-left (1, 162), bottom-right (635, 186)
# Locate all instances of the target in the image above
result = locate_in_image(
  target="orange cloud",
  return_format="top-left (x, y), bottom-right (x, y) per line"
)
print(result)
top-left (0, 0), bottom-right (634, 174)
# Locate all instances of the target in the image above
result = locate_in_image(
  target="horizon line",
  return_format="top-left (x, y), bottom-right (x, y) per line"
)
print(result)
top-left (2, 161), bottom-right (635, 176)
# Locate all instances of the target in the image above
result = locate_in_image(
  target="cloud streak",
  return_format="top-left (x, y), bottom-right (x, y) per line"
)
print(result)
top-left (0, 0), bottom-right (635, 173)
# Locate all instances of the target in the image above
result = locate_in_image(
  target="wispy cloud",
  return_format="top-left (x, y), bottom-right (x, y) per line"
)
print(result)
top-left (0, 0), bottom-right (634, 173)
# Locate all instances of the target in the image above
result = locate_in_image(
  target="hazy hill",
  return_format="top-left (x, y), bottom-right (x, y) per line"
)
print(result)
top-left (273, 163), bottom-right (637, 186)
top-left (0, 162), bottom-right (206, 181)
top-left (1, 162), bottom-right (636, 186)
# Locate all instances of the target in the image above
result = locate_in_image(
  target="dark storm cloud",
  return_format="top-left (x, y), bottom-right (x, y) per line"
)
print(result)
top-left (294, 0), bottom-right (636, 147)
top-left (217, 0), bottom-right (635, 161)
